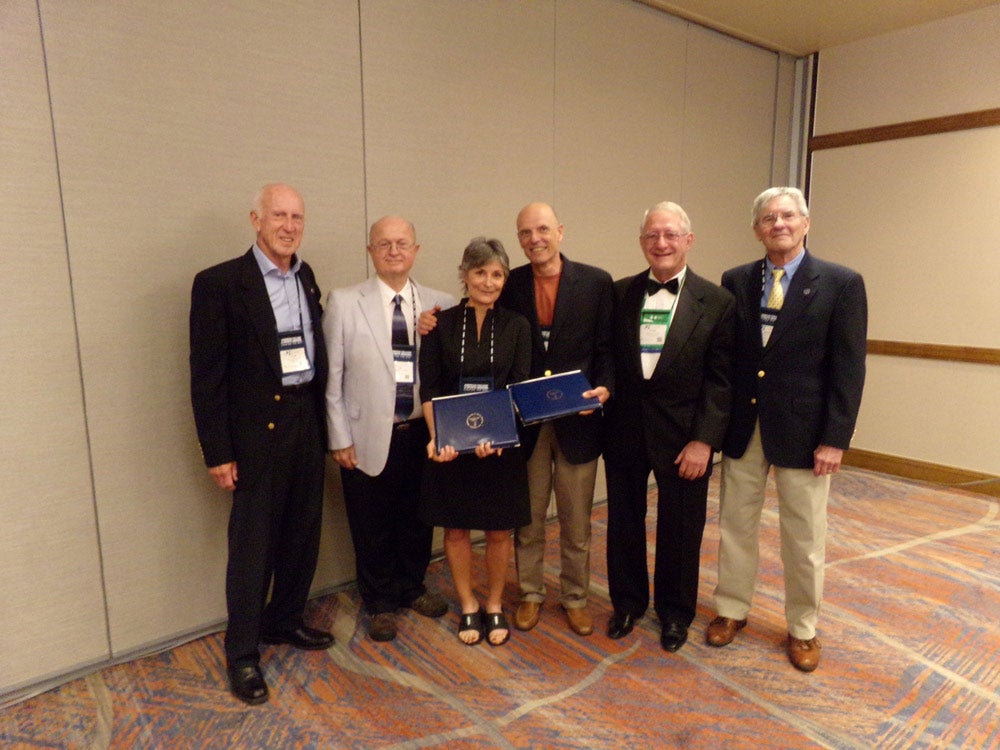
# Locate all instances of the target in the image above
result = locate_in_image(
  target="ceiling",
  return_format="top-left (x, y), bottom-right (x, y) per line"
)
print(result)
top-left (638, 0), bottom-right (1000, 56)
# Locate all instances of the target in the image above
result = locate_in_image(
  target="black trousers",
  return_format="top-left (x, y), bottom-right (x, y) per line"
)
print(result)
top-left (605, 448), bottom-right (709, 628)
top-left (339, 420), bottom-right (434, 615)
top-left (224, 391), bottom-right (325, 667)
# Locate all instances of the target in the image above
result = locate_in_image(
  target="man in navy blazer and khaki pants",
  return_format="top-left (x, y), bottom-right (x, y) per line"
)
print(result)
top-left (706, 186), bottom-right (867, 672)
top-left (190, 183), bottom-right (334, 706)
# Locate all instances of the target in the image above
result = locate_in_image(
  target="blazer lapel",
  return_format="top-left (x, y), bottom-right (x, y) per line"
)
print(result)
top-left (767, 252), bottom-right (819, 349)
top-left (357, 278), bottom-right (395, 374)
top-left (238, 250), bottom-right (283, 381)
top-left (651, 272), bottom-right (703, 378)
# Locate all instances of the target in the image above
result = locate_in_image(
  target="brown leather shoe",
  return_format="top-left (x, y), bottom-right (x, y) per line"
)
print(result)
top-left (563, 605), bottom-right (593, 636)
top-left (705, 616), bottom-right (747, 647)
top-left (787, 635), bottom-right (821, 672)
top-left (368, 612), bottom-right (397, 642)
top-left (514, 601), bottom-right (541, 631)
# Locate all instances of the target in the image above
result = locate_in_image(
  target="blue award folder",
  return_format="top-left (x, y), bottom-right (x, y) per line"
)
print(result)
top-left (431, 389), bottom-right (520, 454)
top-left (508, 370), bottom-right (601, 426)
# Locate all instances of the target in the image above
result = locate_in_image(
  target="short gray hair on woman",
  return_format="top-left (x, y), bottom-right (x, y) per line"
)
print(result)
top-left (641, 201), bottom-right (692, 234)
top-left (751, 187), bottom-right (809, 228)
top-left (458, 236), bottom-right (510, 290)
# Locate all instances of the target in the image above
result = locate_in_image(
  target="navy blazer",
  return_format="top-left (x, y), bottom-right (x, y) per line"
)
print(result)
top-left (189, 248), bottom-right (328, 479)
top-left (721, 250), bottom-right (867, 469)
top-left (604, 268), bottom-right (735, 478)
top-left (498, 254), bottom-right (614, 464)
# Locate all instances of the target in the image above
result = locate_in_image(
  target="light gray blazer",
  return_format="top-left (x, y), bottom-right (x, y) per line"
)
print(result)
top-left (323, 276), bottom-right (455, 475)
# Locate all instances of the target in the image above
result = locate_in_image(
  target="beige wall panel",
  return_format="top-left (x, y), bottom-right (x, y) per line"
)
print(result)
top-left (359, 0), bottom-right (555, 295)
top-left (814, 5), bottom-right (1000, 134)
top-left (39, 0), bottom-right (365, 653)
top-left (855, 358), bottom-right (1000, 475)
top-left (0, 1), bottom-right (108, 694)
top-left (808, 129), bottom-right (1000, 347)
top-left (680, 25), bottom-right (780, 283)
top-left (552, 0), bottom-right (686, 279)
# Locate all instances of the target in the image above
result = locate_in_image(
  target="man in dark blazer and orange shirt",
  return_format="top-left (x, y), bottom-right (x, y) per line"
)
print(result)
top-left (603, 201), bottom-right (735, 652)
top-left (190, 183), bottom-right (333, 706)
top-left (503, 203), bottom-right (614, 638)
top-left (706, 187), bottom-right (867, 672)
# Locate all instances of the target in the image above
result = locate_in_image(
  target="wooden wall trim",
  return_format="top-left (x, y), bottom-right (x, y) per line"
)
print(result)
top-left (866, 340), bottom-right (1000, 366)
top-left (844, 448), bottom-right (1000, 498)
top-left (810, 108), bottom-right (1000, 151)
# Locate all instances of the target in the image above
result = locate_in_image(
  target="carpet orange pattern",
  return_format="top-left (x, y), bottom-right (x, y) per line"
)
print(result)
top-left (1, 468), bottom-right (998, 748)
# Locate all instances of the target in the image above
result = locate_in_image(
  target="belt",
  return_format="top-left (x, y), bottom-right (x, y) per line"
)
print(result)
top-left (393, 418), bottom-right (423, 432)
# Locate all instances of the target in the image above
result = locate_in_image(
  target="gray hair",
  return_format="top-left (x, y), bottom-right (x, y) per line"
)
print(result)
top-left (252, 182), bottom-right (300, 215)
top-left (641, 201), bottom-right (692, 234)
top-left (751, 187), bottom-right (809, 228)
top-left (458, 237), bottom-right (510, 290)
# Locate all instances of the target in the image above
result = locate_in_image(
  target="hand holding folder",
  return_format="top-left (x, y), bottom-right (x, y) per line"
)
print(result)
top-left (430, 389), bottom-right (520, 456)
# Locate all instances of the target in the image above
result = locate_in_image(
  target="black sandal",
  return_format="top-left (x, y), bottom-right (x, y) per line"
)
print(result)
top-left (458, 609), bottom-right (484, 646)
top-left (484, 611), bottom-right (510, 646)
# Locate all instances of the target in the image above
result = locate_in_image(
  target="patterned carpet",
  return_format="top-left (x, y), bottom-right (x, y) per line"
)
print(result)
top-left (1, 468), bottom-right (998, 749)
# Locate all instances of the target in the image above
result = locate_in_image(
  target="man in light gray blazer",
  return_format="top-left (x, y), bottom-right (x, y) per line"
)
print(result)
top-left (323, 216), bottom-right (455, 641)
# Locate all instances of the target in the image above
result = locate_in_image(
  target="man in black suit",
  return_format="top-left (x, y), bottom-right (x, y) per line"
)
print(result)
top-left (604, 201), bottom-right (735, 652)
top-left (503, 203), bottom-right (614, 637)
top-left (706, 187), bottom-right (867, 672)
top-left (190, 183), bottom-right (333, 706)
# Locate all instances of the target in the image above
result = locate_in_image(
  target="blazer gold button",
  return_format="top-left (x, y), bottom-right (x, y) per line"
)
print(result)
top-left (750, 398), bottom-right (757, 404)
top-left (274, 394), bottom-right (281, 401)
top-left (267, 423), bottom-right (275, 430)
top-left (757, 370), bottom-right (765, 378)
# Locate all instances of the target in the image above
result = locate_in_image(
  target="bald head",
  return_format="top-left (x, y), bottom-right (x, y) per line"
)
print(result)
top-left (515, 202), bottom-right (564, 276)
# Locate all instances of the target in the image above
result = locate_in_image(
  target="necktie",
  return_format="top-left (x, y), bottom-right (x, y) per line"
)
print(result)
top-left (392, 295), bottom-right (413, 420)
top-left (766, 268), bottom-right (785, 310)
top-left (646, 277), bottom-right (679, 296)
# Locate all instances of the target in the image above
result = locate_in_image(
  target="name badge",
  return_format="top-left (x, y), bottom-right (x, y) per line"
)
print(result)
top-left (279, 330), bottom-right (311, 375)
top-left (393, 345), bottom-right (415, 384)
top-left (760, 307), bottom-right (779, 346)
top-left (639, 310), bottom-right (671, 353)
top-left (459, 376), bottom-right (494, 394)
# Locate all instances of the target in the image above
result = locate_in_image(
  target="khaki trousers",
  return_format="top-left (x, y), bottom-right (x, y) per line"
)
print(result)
top-left (515, 422), bottom-right (598, 608)
top-left (714, 421), bottom-right (830, 639)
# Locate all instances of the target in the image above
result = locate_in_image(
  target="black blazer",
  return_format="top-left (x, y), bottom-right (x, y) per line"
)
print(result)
top-left (189, 248), bottom-right (328, 478)
top-left (604, 268), bottom-right (735, 477)
top-left (497, 254), bottom-right (614, 464)
top-left (721, 250), bottom-right (867, 469)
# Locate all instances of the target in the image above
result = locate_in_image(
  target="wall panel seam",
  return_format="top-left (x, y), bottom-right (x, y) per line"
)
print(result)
top-left (35, 0), bottom-right (114, 659)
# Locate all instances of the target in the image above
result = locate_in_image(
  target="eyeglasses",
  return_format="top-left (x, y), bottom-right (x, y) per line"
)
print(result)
top-left (641, 231), bottom-right (688, 243)
top-left (373, 239), bottom-right (414, 252)
top-left (757, 211), bottom-right (802, 228)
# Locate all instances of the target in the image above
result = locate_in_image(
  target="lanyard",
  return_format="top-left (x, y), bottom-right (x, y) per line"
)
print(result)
top-left (459, 305), bottom-right (495, 379)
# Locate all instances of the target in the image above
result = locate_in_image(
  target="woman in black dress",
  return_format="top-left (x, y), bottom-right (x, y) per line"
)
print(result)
top-left (419, 237), bottom-right (531, 646)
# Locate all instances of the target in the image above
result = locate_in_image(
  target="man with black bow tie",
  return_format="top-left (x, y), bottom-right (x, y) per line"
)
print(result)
top-left (603, 201), bottom-right (735, 653)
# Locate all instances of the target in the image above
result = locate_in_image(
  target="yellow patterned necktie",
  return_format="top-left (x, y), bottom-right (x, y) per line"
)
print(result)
top-left (767, 268), bottom-right (785, 309)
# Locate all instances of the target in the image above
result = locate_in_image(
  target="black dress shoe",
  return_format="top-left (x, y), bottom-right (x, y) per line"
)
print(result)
top-left (606, 611), bottom-right (636, 639)
top-left (261, 625), bottom-right (334, 650)
top-left (660, 621), bottom-right (688, 652)
top-left (227, 664), bottom-right (268, 706)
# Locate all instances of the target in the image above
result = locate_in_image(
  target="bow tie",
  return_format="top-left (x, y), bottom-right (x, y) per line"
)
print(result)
top-left (646, 277), bottom-right (679, 296)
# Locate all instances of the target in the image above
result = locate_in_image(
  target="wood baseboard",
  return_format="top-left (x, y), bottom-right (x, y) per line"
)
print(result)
top-left (844, 448), bottom-right (1000, 498)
